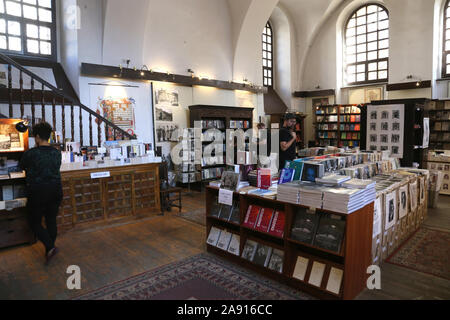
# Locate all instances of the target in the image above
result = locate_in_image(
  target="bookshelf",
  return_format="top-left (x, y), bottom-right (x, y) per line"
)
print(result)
top-left (205, 186), bottom-right (373, 300)
top-left (315, 105), bottom-right (361, 148)
top-left (426, 101), bottom-right (450, 151)
top-left (0, 119), bottom-right (35, 249)
top-left (189, 105), bottom-right (254, 185)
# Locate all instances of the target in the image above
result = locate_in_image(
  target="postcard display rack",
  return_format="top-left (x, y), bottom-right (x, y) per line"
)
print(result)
top-left (315, 105), bottom-right (361, 148)
top-left (426, 151), bottom-right (450, 196)
top-left (189, 105), bottom-right (254, 185)
top-left (175, 130), bottom-right (202, 190)
top-left (426, 100), bottom-right (450, 151)
top-left (205, 186), bottom-right (373, 300)
top-left (362, 99), bottom-right (430, 168)
top-left (0, 119), bottom-right (35, 249)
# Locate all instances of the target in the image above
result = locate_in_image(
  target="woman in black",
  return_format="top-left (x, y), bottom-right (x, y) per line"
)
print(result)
top-left (20, 122), bottom-right (62, 265)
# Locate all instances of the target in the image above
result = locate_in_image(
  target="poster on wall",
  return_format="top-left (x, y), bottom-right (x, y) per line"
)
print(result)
top-left (155, 88), bottom-right (179, 107)
top-left (366, 104), bottom-right (405, 158)
top-left (155, 106), bottom-right (174, 122)
top-left (156, 123), bottom-right (179, 143)
top-left (96, 97), bottom-right (136, 137)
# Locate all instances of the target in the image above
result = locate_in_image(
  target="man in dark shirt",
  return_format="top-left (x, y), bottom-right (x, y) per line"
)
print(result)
top-left (279, 113), bottom-right (297, 170)
top-left (20, 122), bottom-right (62, 265)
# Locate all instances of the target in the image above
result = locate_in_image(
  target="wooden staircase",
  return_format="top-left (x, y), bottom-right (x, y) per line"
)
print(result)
top-left (0, 53), bottom-right (135, 147)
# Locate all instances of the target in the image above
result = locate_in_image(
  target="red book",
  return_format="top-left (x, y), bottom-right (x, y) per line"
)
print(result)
top-left (254, 208), bottom-right (275, 233)
top-left (268, 211), bottom-right (285, 238)
top-left (257, 169), bottom-right (271, 190)
top-left (243, 205), bottom-right (262, 228)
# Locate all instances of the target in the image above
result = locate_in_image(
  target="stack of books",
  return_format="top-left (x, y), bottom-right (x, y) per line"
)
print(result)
top-left (315, 174), bottom-right (351, 186)
top-left (322, 183), bottom-right (375, 214)
top-left (299, 184), bottom-right (326, 209)
top-left (277, 181), bottom-right (302, 204)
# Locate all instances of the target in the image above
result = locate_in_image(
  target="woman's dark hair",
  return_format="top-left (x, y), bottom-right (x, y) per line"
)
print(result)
top-left (32, 122), bottom-right (53, 141)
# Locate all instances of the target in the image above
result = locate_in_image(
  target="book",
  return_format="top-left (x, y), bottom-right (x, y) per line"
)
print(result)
top-left (257, 168), bottom-right (271, 190)
top-left (315, 174), bottom-right (351, 186)
top-left (267, 210), bottom-right (285, 238)
top-left (221, 171), bottom-right (240, 191)
top-left (254, 208), bottom-right (275, 233)
top-left (308, 261), bottom-right (326, 287)
top-left (229, 201), bottom-right (241, 224)
top-left (206, 227), bottom-right (222, 246)
top-left (278, 168), bottom-right (295, 184)
top-left (342, 179), bottom-right (376, 189)
top-left (226, 234), bottom-right (240, 256)
top-left (313, 215), bottom-right (346, 253)
top-left (267, 249), bottom-right (284, 273)
top-left (290, 208), bottom-right (320, 244)
top-left (326, 267), bottom-right (344, 295)
top-left (292, 256), bottom-right (309, 281)
top-left (241, 239), bottom-right (258, 261)
top-left (253, 243), bottom-right (273, 267)
top-left (243, 205), bottom-right (262, 228)
top-left (210, 198), bottom-right (222, 218)
top-left (301, 162), bottom-right (325, 182)
top-left (218, 204), bottom-right (233, 220)
top-left (216, 230), bottom-right (233, 251)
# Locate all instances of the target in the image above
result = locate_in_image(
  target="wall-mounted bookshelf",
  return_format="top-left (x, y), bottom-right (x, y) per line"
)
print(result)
top-left (315, 105), bottom-right (361, 148)
top-left (426, 102), bottom-right (450, 150)
top-left (205, 186), bottom-right (373, 300)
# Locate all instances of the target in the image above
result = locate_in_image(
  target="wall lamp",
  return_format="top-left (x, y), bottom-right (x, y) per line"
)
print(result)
top-left (140, 65), bottom-right (149, 76)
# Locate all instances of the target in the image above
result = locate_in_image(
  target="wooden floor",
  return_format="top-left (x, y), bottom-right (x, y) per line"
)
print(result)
top-left (0, 191), bottom-right (449, 300)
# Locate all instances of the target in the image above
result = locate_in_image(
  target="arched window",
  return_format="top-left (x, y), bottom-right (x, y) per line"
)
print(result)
top-left (0, 0), bottom-right (56, 59)
top-left (443, 0), bottom-right (450, 77)
top-left (262, 22), bottom-right (273, 87)
top-left (344, 4), bottom-right (389, 85)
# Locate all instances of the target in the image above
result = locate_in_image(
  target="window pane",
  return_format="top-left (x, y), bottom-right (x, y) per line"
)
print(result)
top-left (347, 65), bottom-right (356, 74)
top-left (447, 65), bottom-right (450, 75)
top-left (6, 1), bottom-right (22, 17)
top-left (368, 41), bottom-right (377, 51)
top-left (357, 7), bottom-right (366, 16)
top-left (268, 52), bottom-right (272, 60)
top-left (367, 13), bottom-right (377, 23)
top-left (263, 43), bottom-right (267, 51)
top-left (27, 24), bottom-right (38, 38)
top-left (368, 71), bottom-right (377, 80)
top-left (379, 20), bottom-right (389, 29)
top-left (8, 21), bottom-right (21, 36)
top-left (27, 39), bottom-right (39, 53)
top-left (446, 30), bottom-right (450, 40)
top-left (379, 49), bottom-right (389, 58)
top-left (368, 51), bottom-right (377, 60)
top-left (268, 60), bottom-right (272, 68)
top-left (8, 36), bottom-right (21, 51)
top-left (378, 61), bottom-right (388, 70)
top-left (40, 41), bottom-right (51, 55)
top-left (39, 0), bottom-right (52, 8)
top-left (378, 71), bottom-right (388, 79)
top-left (379, 10), bottom-right (388, 21)
top-left (0, 1), bottom-right (4, 14)
top-left (347, 74), bottom-right (356, 83)
top-left (357, 73), bottom-right (366, 82)
top-left (347, 54), bottom-right (356, 63)
top-left (268, 44), bottom-right (272, 52)
top-left (356, 43), bottom-right (366, 53)
top-left (367, 5), bottom-right (378, 14)
top-left (367, 32), bottom-right (377, 42)
top-left (0, 35), bottom-right (6, 49)
top-left (356, 34), bottom-right (366, 44)
top-left (348, 18), bottom-right (356, 28)
top-left (357, 53), bottom-right (367, 62)
top-left (39, 8), bottom-right (52, 22)
top-left (24, 0), bottom-right (37, 4)
top-left (447, 7), bottom-right (450, 18)
top-left (446, 40), bottom-right (450, 51)
top-left (368, 62), bottom-right (377, 71)
top-left (347, 27), bottom-right (355, 37)
top-left (347, 36), bottom-right (356, 46)
top-left (0, 19), bottom-right (5, 33)
top-left (357, 64), bottom-right (365, 73)
top-left (23, 5), bottom-right (38, 20)
top-left (263, 51), bottom-right (267, 59)
top-left (367, 22), bottom-right (377, 33)
top-left (263, 59), bottom-right (267, 67)
top-left (379, 29), bottom-right (389, 39)
top-left (379, 39), bottom-right (389, 49)
top-left (347, 45), bottom-right (356, 54)
top-left (357, 25), bottom-right (366, 35)
top-left (263, 35), bottom-right (267, 42)
top-left (268, 79), bottom-right (272, 86)
top-left (357, 16), bottom-right (366, 26)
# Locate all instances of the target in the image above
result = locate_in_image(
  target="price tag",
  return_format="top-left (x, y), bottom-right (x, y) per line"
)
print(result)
top-left (218, 188), bottom-right (233, 206)
top-left (90, 171), bottom-right (111, 179)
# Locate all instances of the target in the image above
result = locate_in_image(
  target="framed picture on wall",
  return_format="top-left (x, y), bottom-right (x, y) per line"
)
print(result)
top-left (365, 87), bottom-right (383, 103)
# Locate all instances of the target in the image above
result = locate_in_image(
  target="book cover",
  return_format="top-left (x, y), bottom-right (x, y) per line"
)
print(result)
top-left (206, 227), bottom-right (222, 246)
top-left (268, 211), bottom-right (285, 238)
top-left (216, 230), bottom-right (233, 251)
top-left (241, 239), bottom-right (258, 261)
top-left (227, 234), bottom-right (240, 256)
top-left (254, 208), bottom-right (275, 233)
top-left (257, 168), bottom-right (272, 190)
top-left (290, 208), bottom-right (320, 244)
top-left (229, 201), bottom-right (241, 224)
top-left (221, 171), bottom-right (241, 191)
top-left (289, 161), bottom-right (304, 181)
top-left (252, 243), bottom-right (273, 267)
top-left (301, 162), bottom-right (325, 182)
top-left (308, 261), bottom-right (326, 287)
top-left (267, 249), bottom-right (284, 273)
top-left (218, 204), bottom-right (233, 221)
top-left (292, 256), bottom-right (309, 281)
top-left (243, 205), bottom-right (262, 228)
top-left (278, 168), bottom-right (295, 185)
top-left (313, 215), bottom-right (346, 253)
top-left (210, 198), bottom-right (222, 218)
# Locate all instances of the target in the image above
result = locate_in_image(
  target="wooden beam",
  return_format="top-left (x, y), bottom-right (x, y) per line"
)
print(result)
top-left (81, 63), bottom-right (267, 94)
top-left (293, 89), bottom-right (336, 98)
top-left (386, 80), bottom-right (431, 91)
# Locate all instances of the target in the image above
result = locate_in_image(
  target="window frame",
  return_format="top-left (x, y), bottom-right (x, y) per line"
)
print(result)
top-left (262, 21), bottom-right (273, 88)
top-left (442, 0), bottom-right (450, 78)
top-left (0, 0), bottom-right (57, 61)
top-left (343, 3), bottom-right (390, 86)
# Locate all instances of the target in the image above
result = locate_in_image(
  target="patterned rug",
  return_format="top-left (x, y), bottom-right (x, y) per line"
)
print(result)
top-left (176, 208), bottom-right (206, 226)
top-left (74, 253), bottom-right (313, 300)
top-left (386, 227), bottom-right (450, 280)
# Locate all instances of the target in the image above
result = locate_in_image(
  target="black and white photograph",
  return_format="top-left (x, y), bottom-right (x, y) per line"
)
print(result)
top-left (381, 111), bottom-right (389, 119)
top-left (392, 122), bottom-right (401, 131)
top-left (155, 88), bottom-right (179, 106)
top-left (393, 110), bottom-right (400, 119)
top-left (370, 134), bottom-right (377, 142)
top-left (381, 122), bottom-right (389, 131)
top-left (156, 124), bottom-right (179, 142)
top-left (381, 146), bottom-right (389, 151)
top-left (381, 134), bottom-right (388, 143)
top-left (388, 199), bottom-right (394, 223)
top-left (155, 106), bottom-right (174, 122)
top-left (370, 123), bottom-right (377, 131)
top-left (392, 146), bottom-right (399, 155)
top-left (370, 145), bottom-right (377, 151)
top-left (370, 111), bottom-right (377, 120)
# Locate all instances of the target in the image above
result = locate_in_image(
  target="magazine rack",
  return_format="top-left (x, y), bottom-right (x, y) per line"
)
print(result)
top-left (205, 186), bottom-right (373, 300)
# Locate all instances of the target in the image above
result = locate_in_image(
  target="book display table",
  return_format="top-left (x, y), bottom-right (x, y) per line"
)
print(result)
top-left (205, 186), bottom-right (373, 300)
top-left (58, 162), bottom-right (161, 232)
